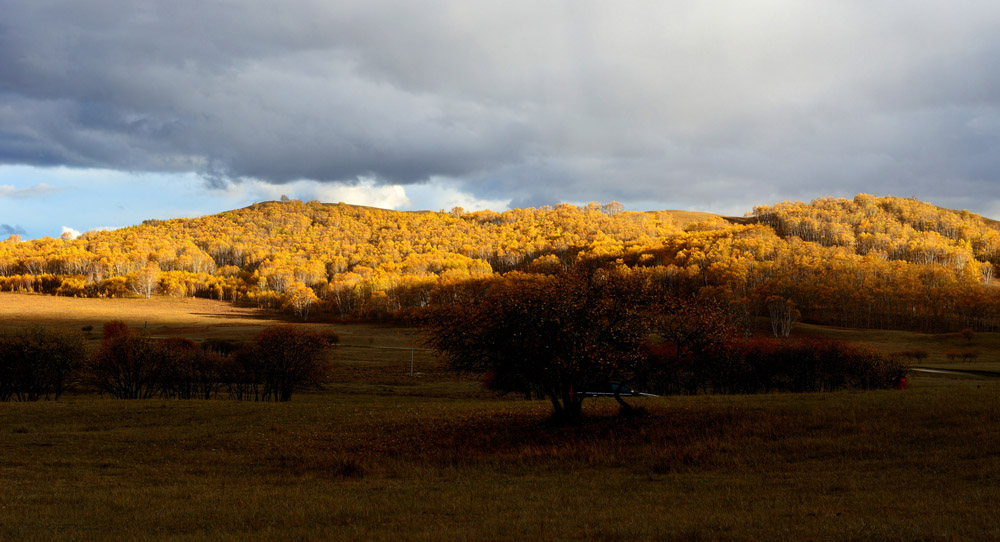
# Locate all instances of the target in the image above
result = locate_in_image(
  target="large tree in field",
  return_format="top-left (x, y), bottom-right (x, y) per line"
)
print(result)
top-left (422, 268), bottom-right (662, 422)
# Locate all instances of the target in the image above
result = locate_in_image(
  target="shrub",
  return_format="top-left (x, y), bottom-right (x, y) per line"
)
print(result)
top-left (230, 326), bottom-right (337, 401)
top-left (88, 321), bottom-right (167, 399)
top-left (88, 322), bottom-right (232, 400)
top-left (644, 300), bottom-right (733, 395)
top-left (646, 337), bottom-right (907, 395)
top-left (201, 338), bottom-right (242, 356)
top-left (157, 338), bottom-right (225, 399)
top-left (0, 327), bottom-right (87, 401)
top-left (899, 349), bottom-right (929, 362)
top-left (86, 322), bottom-right (337, 401)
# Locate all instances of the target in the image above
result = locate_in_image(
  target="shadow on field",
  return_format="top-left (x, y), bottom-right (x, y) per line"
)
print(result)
top-left (252, 381), bottom-right (1000, 485)
top-left (190, 310), bottom-right (284, 321)
top-left (255, 405), bottom-right (794, 479)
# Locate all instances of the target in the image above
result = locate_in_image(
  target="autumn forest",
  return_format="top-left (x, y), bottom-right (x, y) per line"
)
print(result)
top-left (2, 194), bottom-right (999, 334)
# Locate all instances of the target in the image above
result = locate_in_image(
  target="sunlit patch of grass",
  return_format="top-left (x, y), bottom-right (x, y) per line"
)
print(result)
top-left (0, 292), bottom-right (286, 340)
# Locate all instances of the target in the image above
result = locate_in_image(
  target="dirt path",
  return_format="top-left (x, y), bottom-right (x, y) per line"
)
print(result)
top-left (912, 366), bottom-right (1000, 378)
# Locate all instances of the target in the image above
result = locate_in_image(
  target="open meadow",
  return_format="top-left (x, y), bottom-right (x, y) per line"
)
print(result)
top-left (2, 293), bottom-right (1000, 541)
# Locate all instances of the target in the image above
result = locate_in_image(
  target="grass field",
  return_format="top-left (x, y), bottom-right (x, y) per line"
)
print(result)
top-left (796, 322), bottom-right (1000, 373)
top-left (2, 293), bottom-right (1000, 541)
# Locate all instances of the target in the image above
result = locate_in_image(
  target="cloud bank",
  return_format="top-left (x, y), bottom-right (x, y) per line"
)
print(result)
top-left (2, 1), bottom-right (1000, 214)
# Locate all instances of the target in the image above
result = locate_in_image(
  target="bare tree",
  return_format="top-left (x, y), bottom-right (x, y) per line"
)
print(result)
top-left (600, 201), bottom-right (625, 216)
top-left (960, 350), bottom-right (979, 363)
top-left (130, 262), bottom-right (161, 299)
top-left (766, 296), bottom-right (798, 338)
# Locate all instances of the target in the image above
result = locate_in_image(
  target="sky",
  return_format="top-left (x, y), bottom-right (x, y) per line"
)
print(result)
top-left (2, 1), bottom-right (1000, 239)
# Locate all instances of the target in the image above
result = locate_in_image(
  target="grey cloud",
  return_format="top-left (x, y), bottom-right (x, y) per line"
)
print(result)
top-left (0, 224), bottom-right (26, 236)
top-left (2, 1), bottom-right (1000, 214)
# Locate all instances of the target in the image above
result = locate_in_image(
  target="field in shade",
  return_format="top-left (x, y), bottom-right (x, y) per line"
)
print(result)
top-left (1, 292), bottom-right (998, 541)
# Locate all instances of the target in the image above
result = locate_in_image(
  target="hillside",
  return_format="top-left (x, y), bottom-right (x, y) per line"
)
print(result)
top-left (1, 194), bottom-right (999, 332)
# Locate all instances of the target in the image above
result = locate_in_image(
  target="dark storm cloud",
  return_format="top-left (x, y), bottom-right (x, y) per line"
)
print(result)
top-left (0, 1), bottom-right (533, 183)
top-left (2, 1), bottom-right (1000, 214)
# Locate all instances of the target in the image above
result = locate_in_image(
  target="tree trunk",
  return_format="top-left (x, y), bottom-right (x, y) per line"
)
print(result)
top-left (547, 389), bottom-right (584, 424)
top-left (613, 390), bottom-right (635, 414)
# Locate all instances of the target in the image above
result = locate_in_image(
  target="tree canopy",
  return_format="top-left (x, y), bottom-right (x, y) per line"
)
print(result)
top-left (422, 268), bottom-right (680, 421)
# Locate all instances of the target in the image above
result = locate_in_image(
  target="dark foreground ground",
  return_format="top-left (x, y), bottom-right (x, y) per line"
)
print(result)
top-left (2, 371), bottom-right (999, 541)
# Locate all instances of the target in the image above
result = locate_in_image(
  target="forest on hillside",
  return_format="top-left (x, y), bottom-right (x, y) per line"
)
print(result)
top-left (2, 194), bottom-right (999, 333)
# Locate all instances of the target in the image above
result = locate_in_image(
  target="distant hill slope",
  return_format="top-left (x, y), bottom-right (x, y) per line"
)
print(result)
top-left (0, 199), bottom-right (682, 301)
top-left (753, 194), bottom-right (1000, 265)
top-left (654, 210), bottom-right (729, 228)
top-left (2, 194), bottom-right (999, 332)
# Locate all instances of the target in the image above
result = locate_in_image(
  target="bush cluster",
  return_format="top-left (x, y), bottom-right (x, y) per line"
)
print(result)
top-left (226, 326), bottom-right (338, 401)
top-left (87, 325), bottom-right (222, 399)
top-left (647, 338), bottom-right (907, 395)
top-left (0, 327), bottom-right (87, 401)
top-left (88, 322), bottom-right (337, 401)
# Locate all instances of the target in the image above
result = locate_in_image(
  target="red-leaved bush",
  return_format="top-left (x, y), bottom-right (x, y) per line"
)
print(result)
top-left (645, 337), bottom-right (906, 395)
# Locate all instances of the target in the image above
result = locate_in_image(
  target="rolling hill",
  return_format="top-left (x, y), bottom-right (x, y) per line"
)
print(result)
top-left (1, 194), bottom-right (999, 332)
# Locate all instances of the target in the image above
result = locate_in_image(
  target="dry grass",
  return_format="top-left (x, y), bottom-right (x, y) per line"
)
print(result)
top-left (797, 322), bottom-right (1000, 372)
top-left (0, 292), bottom-right (285, 341)
top-left (3, 384), bottom-right (1000, 541)
top-left (2, 293), bottom-right (1000, 540)
top-left (653, 209), bottom-right (727, 228)
top-left (0, 291), bottom-right (432, 354)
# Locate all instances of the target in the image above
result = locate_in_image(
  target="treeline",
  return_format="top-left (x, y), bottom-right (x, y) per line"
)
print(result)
top-left (2, 195), bottom-right (1000, 332)
top-left (619, 226), bottom-right (1000, 334)
top-left (0, 323), bottom-right (336, 402)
